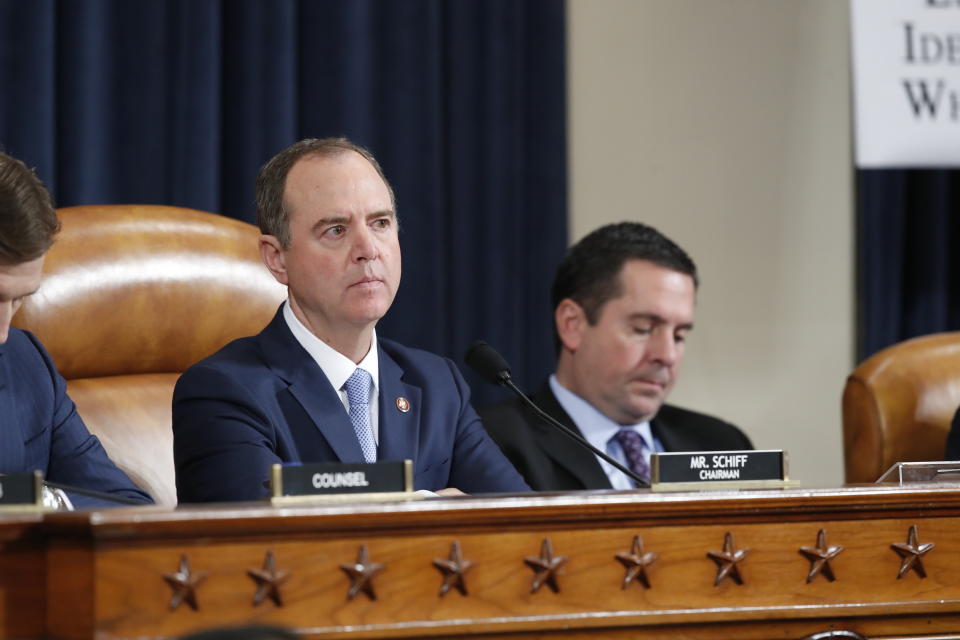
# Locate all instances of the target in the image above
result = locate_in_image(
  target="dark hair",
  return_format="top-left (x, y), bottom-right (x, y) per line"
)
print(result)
top-left (552, 221), bottom-right (698, 339)
top-left (255, 137), bottom-right (396, 248)
top-left (0, 152), bottom-right (59, 263)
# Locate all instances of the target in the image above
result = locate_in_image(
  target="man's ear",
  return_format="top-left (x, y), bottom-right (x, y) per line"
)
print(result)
top-left (555, 298), bottom-right (586, 353)
top-left (259, 235), bottom-right (289, 286)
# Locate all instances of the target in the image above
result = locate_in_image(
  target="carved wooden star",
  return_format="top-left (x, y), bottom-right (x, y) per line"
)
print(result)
top-left (432, 540), bottom-right (473, 597)
top-left (162, 554), bottom-right (208, 611)
top-left (615, 535), bottom-right (658, 589)
top-left (799, 528), bottom-right (844, 583)
top-left (524, 538), bottom-right (568, 593)
top-left (247, 550), bottom-right (290, 607)
top-left (891, 524), bottom-right (935, 579)
top-left (707, 532), bottom-right (749, 586)
top-left (340, 545), bottom-right (385, 600)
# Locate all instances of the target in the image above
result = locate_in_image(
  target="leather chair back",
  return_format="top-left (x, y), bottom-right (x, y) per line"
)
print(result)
top-left (842, 332), bottom-right (960, 483)
top-left (13, 205), bottom-right (286, 505)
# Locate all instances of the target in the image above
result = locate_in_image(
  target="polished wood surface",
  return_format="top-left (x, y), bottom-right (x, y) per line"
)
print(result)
top-left (21, 485), bottom-right (960, 639)
top-left (0, 513), bottom-right (46, 639)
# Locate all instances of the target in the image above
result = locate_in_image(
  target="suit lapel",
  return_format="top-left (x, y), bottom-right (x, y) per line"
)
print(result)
top-left (256, 308), bottom-right (366, 463)
top-left (531, 384), bottom-right (612, 489)
top-left (376, 347), bottom-right (421, 464)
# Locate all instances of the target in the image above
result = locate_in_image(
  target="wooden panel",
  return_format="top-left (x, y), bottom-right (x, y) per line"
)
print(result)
top-left (31, 486), bottom-right (960, 639)
top-left (47, 541), bottom-right (95, 640)
top-left (0, 541), bottom-right (45, 638)
top-left (84, 517), bottom-right (960, 638)
top-left (0, 515), bottom-right (45, 639)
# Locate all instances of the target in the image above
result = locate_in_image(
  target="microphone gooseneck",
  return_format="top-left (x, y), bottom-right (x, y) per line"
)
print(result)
top-left (465, 340), bottom-right (649, 488)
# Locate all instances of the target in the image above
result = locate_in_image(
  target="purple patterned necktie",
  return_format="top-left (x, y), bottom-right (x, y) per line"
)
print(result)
top-left (612, 428), bottom-right (650, 485)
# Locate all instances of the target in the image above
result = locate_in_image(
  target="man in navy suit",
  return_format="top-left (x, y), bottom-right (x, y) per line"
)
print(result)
top-left (173, 138), bottom-right (529, 502)
top-left (480, 222), bottom-right (752, 491)
top-left (0, 152), bottom-right (152, 508)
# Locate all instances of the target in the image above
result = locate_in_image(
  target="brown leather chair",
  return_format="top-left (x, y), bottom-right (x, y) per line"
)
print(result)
top-left (842, 332), bottom-right (960, 483)
top-left (12, 205), bottom-right (286, 506)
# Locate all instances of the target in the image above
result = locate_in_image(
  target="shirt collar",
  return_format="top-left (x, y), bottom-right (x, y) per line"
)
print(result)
top-left (549, 374), bottom-right (654, 451)
top-left (283, 300), bottom-right (379, 392)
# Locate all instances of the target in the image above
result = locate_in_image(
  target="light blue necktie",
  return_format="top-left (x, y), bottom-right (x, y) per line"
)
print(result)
top-left (344, 368), bottom-right (376, 462)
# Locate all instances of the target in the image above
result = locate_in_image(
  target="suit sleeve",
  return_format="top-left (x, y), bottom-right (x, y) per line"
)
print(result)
top-left (24, 333), bottom-right (153, 507)
top-left (444, 360), bottom-right (531, 493)
top-left (173, 365), bottom-right (281, 503)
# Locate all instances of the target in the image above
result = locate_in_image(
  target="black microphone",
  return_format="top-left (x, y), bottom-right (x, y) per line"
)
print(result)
top-left (464, 340), bottom-right (513, 386)
top-left (465, 340), bottom-right (649, 488)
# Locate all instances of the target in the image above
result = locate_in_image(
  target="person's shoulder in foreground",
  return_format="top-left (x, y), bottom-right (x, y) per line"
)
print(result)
top-left (481, 221), bottom-right (752, 491)
top-left (173, 137), bottom-right (528, 503)
top-left (0, 152), bottom-right (152, 507)
top-left (2, 328), bottom-right (152, 506)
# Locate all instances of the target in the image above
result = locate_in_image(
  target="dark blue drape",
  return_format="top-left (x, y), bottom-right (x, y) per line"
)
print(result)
top-left (0, 0), bottom-right (567, 404)
top-left (857, 169), bottom-right (960, 360)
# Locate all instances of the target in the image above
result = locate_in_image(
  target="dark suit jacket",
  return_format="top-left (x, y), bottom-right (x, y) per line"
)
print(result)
top-left (479, 383), bottom-right (753, 491)
top-left (945, 406), bottom-right (960, 459)
top-left (0, 329), bottom-right (153, 508)
top-left (173, 308), bottom-right (530, 502)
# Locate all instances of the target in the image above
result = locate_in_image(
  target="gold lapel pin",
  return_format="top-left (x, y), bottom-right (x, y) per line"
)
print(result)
top-left (396, 397), bottom-right (411, 412)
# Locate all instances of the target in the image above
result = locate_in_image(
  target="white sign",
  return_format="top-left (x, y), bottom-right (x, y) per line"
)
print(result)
top-left (851, 0), bottom-right (960, 167)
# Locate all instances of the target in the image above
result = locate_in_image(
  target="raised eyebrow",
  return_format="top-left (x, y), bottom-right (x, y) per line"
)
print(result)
top-left (367, 209), bottom-right (396, 221)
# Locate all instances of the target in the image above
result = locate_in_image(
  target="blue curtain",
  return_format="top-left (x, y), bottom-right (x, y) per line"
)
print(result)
top-left (0, 0), bottom-right (567, 404)
top-left (857, 169), bottom-right (960, 360)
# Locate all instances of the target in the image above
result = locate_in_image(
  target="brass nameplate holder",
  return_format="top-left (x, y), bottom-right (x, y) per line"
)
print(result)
top-left (270, 460), bottom-right (415, 506)
top-left (650, 450), bottom-right (796, 492)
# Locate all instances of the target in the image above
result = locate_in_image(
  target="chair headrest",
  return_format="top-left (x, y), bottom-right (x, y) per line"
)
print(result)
top-left (13, 205), bottom-right (287, 378)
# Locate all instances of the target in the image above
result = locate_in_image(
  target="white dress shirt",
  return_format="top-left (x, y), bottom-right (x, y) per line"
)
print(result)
top-left (283, 300), bottom-right (381, 444)
top-left (549, 375), bottom-right (662, 489)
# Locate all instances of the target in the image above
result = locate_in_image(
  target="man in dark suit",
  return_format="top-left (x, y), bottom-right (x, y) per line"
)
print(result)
top-left (480, 222), bottom-right (751, 491)
top-left (173, 138), bottom-right (529, 502)
top-left (0, 152), bottom-right (152, 508)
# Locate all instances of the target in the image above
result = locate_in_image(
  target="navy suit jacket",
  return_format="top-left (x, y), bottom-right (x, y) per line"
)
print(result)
top-left (0, 328), bottom-right (153, 508)
top-left (945, 406), bottom-right (960, 459)
top-left (173, 308), bottom-right (530, 502)
top-left (479, 382), bottom-right (753, 491)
